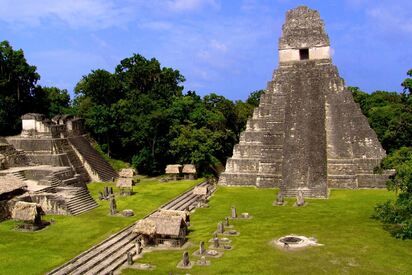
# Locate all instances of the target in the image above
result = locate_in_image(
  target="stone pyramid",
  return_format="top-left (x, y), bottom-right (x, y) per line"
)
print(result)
top-left (218, 6), bottom-right (389, 198)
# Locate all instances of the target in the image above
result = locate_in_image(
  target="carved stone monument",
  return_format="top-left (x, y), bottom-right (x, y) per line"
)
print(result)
top-left (296, 190), bottom-right (305, 207)
top-left (217, 222), bottom-right (224, 234)
top-left (127, 251), bottom-right (133, 265)
top-left (109, 194), bottom-right (117, 215)
top-left (275, 192), bottom-right (285, 206)
top-left (182, 251), bottom-right (190, 266)
top-left (199, 241), bottom-right (205, 255)
top-left (231, 206), bottom-right (237, 219)
top-left (213, 237), bottom-right (219, 248)
top-left (218, 6), bottom-right (390, 198)
top-left (135, 240), bottom-right (142, 255)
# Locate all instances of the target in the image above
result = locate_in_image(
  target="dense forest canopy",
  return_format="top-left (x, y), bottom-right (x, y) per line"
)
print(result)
top-left (72, 55), bottom-right (263, 175)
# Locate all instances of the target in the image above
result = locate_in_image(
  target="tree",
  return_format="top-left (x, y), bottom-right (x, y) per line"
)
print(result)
top-left (73, 54), bottom-right (186, 174)
top-left (246, 89), bottom-right (265, 107)
top-left (369, 69), bottom-right (412, 239)
top-left (374, 147), bottom-right (412, 239)
top-left (32, 86), bottom-right (70, 118)
top-left (75, 69), bottom-right (121, 107)
top-left (401, 69), bottom-right (412, 94)
top-left (169, 124), bottom-right (223, 175)
top-left (0, 40), bottom-right (40, 135)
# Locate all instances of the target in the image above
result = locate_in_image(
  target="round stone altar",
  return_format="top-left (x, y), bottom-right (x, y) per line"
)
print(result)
top-left (274, 235), bottom-right (322, 249)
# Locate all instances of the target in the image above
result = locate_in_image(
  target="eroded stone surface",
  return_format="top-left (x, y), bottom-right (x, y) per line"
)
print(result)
top-left (219, 6), bottom-right (390, 198)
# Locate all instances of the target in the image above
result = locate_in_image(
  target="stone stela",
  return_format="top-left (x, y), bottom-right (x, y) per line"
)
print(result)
top-left (218, 6), bottom-right (391, 198)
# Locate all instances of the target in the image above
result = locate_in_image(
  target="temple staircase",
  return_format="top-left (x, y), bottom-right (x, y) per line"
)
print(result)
top-left (65, 187), bottom-right (98, 215)
top-left (67, 136), bottom-right (118, 182)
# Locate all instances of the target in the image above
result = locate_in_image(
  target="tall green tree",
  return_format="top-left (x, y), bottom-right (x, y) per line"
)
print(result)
top-left (32, 86), bottom-right (70, 118)
top-left (0, 40), bottom-right (40, 135)
top-left (401, 69), bottom-right (412, 94)
top-left (361, 68), bottom-right (412, 239)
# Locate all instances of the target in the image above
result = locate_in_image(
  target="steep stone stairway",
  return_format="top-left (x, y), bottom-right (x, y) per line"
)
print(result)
top-left (48, 180), bottom-right (214, 275)
top-left (67, 136), bottom-right (118, 182)
top-left (11, 170), bottom-right (26, 181)
top-left (65, 187), bottom-right (98, 215)
top-left (54, 139), bottom-right (90, 183)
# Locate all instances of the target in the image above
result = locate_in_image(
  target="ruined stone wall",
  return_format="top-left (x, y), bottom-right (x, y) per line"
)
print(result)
top-left (28, 194), bottom-right (69, 215)
top-left (0, 143), bottom-right (29, 168)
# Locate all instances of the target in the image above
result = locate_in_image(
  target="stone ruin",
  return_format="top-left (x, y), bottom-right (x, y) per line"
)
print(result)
top-left (0, 113), bottom-right (118, 220)
top-left (117, 168), bottom-right (137, 196)
top-left (219, 6), bottom-right (392, 198)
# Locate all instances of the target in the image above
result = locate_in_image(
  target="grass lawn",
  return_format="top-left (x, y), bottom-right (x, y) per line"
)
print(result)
top-left (123, 187), bottom-right (412, 274)
top-left (0, 178), bottom-right (203, 275)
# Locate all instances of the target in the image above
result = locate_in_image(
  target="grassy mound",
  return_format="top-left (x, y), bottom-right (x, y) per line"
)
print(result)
top-left (123, 187), bottom-right (412, 274)
top-left (0, 178), bottom-right (202, 274)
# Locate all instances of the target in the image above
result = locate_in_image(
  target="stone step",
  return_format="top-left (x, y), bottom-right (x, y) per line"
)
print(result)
top-left (67, 136), bottom-right (118, 182)
top-left (83, 240), bottom-right (136, 275)
top-left (164, 192), bottom-right (196, 210)
top-left (70, 204), bottom-right (99, 216)
top-left (67, 196), bottom-right (97, 209)
top-left (50, 227), bottom-right (135, 274)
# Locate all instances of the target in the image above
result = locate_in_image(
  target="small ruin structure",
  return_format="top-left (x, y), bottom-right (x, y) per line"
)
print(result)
top-left (133, 210), bottom-right (188, 247)
top-left (11, 201), bottom-right (46, 230)
top-left (116, 178), bottom-right (134, 196)
top-left (0, 175), bottom-right (26, 221)
top-left (218, 6), bottom-right (392, 198)
top-left (165, 164), bottom-right (182, 181)
top-left (182, 164), bottom-right (197, 180)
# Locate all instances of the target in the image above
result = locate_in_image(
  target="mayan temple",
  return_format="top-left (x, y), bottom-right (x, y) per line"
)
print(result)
top-left (218, 6), bottom-right (389, 198)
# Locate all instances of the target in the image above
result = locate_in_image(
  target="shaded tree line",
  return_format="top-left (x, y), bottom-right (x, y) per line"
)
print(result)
top-left (351, 69), bottom-right (412, 239)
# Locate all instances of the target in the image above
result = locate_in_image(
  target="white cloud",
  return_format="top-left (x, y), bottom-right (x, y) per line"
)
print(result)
top-left (0, 0), bottom-right (134, 29)
top-left (138, 21), bottom-right (174, 31)
top-left (165, 0), bottom-right (220, 12)
top-left (0, 0), bottom-right (222, 29)
top-left (367, 6), bottom-right (412, 35)
top-left (210, 40), bottom-right (228, 52)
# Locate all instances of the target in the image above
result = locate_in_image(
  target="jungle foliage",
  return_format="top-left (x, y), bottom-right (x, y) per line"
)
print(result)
top-left (351, 68), bottom-right (412, 239)
top-left (72, 55), bottom-right (263, 175)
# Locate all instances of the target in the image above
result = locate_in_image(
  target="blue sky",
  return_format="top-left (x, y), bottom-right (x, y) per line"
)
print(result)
top-left (1, 0), bottom-right (411, 101)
